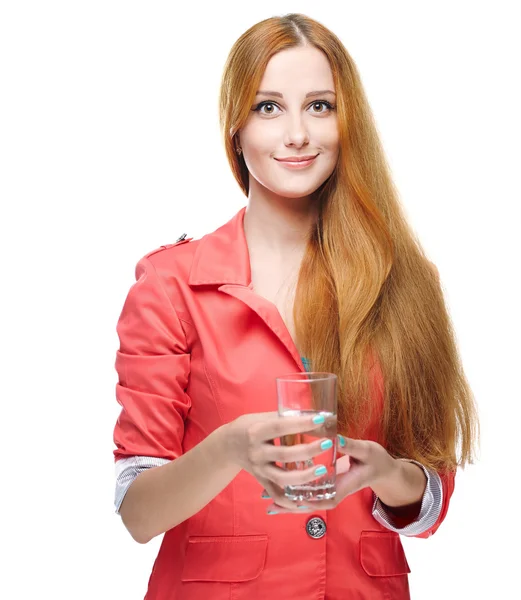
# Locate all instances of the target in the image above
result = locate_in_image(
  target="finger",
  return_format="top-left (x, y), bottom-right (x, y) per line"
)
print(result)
top-left (334, 463), bottom-right (367, 497)
top-left (254, 413), bottom-right (328, 444)
top-left (337, 436), bottom-right (370, 461)
top-left (264, 436), bottom-right (334, 464)
top-left (337, 434), bottom-right (348, 455)
top-left (262, 480), bottom-right (313, 513)
top-left (336, 454), bottom-right (351, 475)
top-left (296, 464), bottom-right (363, 511)
top-left (262, 461), bottom-right (329, 488)
top-left (257, 464), bottom-right (327, 512)
top-left (259, 479), bottom-right (304, 512)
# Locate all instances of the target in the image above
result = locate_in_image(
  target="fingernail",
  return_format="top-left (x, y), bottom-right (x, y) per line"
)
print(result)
top-left (315, 465), bottom-right (327, 476)
top-left (267, 509), bottom-right (278, 515)
top-left (312, 414), bottom-right (325, 424)
top-left (297, 505), bottom-right (310, 510)
top-left (261, 492), bottom-right (270, 499)
top-left (320, 439), bottom-right (333, 450)
top-left (338, 435), bottom-right (346, 447)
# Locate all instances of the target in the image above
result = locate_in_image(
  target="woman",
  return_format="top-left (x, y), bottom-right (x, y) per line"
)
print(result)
top-left (113, 13), bottom-right (479, 600)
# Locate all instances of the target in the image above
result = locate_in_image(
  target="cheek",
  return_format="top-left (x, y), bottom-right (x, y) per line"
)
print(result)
top-left (243, 122), bottom-right (279, 152)
top-left (318, 123), bottom-right (340, 151)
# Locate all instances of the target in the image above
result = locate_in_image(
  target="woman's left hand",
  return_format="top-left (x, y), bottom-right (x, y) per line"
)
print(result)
top-left (262, 435), bottom-right (398, 514)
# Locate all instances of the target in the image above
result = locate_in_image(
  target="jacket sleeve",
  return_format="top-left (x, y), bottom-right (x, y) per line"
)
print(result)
top-left (372, 459), bottom-right (456, 538)
top-left (114, 455), bottom-right (171, 514)
top-left (112, 255), bottom-right (191, 510)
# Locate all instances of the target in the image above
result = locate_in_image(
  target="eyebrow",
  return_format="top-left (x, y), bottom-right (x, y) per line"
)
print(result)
top-left (255, 89), bottom-right (336, 98)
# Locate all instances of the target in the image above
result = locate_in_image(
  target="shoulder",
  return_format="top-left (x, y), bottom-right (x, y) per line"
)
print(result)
top-left (131, 234), bottom-right (199, 320)
top-left (139, 233), bottom-right (200, 278)
top-left (143, 233), bottom-right (196, 260)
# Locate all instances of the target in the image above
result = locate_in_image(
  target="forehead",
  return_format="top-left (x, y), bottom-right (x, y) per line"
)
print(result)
top-left (259, 46), bottom-right (335, 93)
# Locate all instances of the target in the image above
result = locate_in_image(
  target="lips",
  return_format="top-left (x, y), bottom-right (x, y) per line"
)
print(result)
top-left (274, 155), bottom-right (318, 170)
top-left (275, 154), bottom-right (318, 162)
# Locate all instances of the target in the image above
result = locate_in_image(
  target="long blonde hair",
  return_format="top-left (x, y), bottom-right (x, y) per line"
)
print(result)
top-left (219, 13), bottom-right (479, 472)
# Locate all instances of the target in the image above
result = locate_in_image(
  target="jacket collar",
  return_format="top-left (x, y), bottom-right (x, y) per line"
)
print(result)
top-left (188, 205), bottom-right (306, 370)
top-left (189, 206), bottom-right (251, 287)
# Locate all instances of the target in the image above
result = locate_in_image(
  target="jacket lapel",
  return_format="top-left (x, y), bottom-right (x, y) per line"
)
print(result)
top-left (188, 206), bottom-right (305, 372)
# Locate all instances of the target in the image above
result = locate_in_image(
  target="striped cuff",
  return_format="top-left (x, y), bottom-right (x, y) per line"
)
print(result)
top-left (371, 458), bottom-right (443, 537)
top-left (114, 455), bottom-right (171, 514)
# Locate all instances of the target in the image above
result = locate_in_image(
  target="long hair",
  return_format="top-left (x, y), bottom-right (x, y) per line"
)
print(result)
top-left (218, 13), bottom-right (479, 472)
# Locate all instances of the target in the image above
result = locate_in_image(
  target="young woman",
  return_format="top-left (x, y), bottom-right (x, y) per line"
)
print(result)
top-left (113, 13), bottom-right (479, 600)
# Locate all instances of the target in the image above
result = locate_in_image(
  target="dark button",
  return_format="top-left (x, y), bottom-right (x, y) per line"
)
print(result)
top-left (175, 233), bottom-right (187, 242)
top-left (306, 516), bottom-right (326, 539)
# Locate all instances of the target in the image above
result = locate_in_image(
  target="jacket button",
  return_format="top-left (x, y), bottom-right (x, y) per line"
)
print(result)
top-left (306, 516), bottom-right (326, 539)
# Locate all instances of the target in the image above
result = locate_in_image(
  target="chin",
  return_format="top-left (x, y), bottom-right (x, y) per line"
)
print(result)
top-left (274, 181), bottom-right (326, 197)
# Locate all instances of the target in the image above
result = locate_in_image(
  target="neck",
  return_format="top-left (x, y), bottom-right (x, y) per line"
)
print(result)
top-left (243, 187), bottom-right (319, 258)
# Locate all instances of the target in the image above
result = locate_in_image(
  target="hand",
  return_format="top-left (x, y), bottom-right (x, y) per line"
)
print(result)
top-left (262, 435), bottom-right (398, 514)
top-left (224, 411), bottom-right (333, 512)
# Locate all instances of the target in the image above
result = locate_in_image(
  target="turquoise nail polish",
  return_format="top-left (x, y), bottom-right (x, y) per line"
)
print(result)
top-left (315, 465), bottom-right (327, 476)
top-left (297, 505), bottom-right (310, 510)
top-left (320, 439), bottom-right (333, 450)
top-left (267, 509), bottom-right (278, 515)
top-left (312, 414), bottom-right (325, 424)
top-left (338, 435), bottom-right (346, 447)
top-left (261, 492), bottom-right (270, 499)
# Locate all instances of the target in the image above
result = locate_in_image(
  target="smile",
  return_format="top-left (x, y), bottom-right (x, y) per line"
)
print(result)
top-left (274, 155), bottom-right (318, 169)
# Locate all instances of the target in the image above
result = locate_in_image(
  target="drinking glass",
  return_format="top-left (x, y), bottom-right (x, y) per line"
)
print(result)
top-left (276, 372), bottom-right (338, 501)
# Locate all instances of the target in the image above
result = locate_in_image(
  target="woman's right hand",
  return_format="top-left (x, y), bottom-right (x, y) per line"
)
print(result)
top-left (223, 411), bottom-right (332, 512)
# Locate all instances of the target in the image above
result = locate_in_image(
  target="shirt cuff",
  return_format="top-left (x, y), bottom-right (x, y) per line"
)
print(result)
top-left (371, 458), bottom-right (443, 536)
top-left (114, 455), bottom-right (171, 514)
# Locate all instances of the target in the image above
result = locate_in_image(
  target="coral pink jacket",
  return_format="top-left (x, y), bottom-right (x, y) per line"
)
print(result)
top-left (113, 205), bottom-right (455, 600)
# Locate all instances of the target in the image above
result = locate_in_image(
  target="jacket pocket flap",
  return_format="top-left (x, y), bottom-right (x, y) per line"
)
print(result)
top-left (360, 530), bottom-right (411, 577)
top-left (181, 535), bottom-right (268, 582)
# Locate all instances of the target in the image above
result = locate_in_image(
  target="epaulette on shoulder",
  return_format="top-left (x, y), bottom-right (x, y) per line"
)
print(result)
top-left (144, 233), bottom-right (194, 259)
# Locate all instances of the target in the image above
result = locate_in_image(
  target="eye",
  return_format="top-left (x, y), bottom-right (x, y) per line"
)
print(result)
top-left (309, 101), bottom-right (334, 114)
top-left (253, 102), bottom-right (281, 116)
top-left (252, 100), bottom-right (335, 116)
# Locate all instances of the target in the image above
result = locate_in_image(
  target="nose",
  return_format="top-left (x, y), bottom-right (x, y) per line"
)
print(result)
top-left (283, 114), bottom-right (310, 148)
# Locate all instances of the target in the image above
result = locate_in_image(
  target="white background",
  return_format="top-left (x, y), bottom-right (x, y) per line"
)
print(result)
top-left (1, 1), bottom-right (519, 598)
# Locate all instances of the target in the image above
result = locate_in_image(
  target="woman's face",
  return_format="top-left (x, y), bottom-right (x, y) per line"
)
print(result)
top-left (237, 45), bottom-right (339, 201)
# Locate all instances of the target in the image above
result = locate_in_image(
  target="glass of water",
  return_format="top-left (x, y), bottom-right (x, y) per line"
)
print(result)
top-left (276, 372), bottom-right (338, 502)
